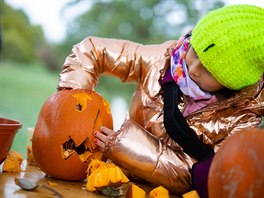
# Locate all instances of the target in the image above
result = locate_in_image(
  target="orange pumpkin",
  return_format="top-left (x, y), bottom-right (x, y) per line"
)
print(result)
top-left (32, 89), bottom-right (113, 181)
top-left (208, 128), bottom-right (264, 198)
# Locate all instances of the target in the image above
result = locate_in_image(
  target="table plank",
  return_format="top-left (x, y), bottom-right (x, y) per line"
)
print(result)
top-left (0, 161), bottom-right (180, 198)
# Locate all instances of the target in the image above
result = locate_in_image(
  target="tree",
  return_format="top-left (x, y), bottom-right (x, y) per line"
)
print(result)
top-left (56, 0), bottom-right (224, 101)
top-left (1, 0), bottom-right (45, 62)
top-left (57, 0), bottom-right (224, 68)
top-left (62, 0), bottom-right (224, 44)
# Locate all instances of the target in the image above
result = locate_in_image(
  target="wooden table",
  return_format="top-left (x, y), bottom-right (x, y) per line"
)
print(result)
top-left (0, 161), bottom-right (179, 198)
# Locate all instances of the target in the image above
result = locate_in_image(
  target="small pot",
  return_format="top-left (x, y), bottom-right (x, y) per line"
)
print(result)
top-left (0, 117), bottom-right (22, 164)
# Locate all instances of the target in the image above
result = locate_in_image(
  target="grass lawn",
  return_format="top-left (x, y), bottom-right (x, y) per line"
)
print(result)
top-left (0, 61), bottom-right (59, 157)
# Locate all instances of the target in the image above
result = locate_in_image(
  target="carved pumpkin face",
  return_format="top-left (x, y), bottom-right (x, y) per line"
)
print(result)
top-left (32, 89), bottom-right (113, 181)
top-left (208, 128), bottom-right (264, 197)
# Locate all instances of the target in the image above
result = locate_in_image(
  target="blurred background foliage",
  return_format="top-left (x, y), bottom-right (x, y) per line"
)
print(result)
top-left (1, 0), bottom-right (224, 100)
top-left (0, 0), bottom-right (224, 156)
top-left (1, 0), bottom-right (45, 62)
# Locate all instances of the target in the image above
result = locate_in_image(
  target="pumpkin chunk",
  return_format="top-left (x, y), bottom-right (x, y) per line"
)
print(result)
top-left (149, 186), bottom-right (169, 198)
top-left (182, 190), bottom-right (200, 198)
top-left (86, 159), bottom-right (129, 192)
top-left (126, 183), bottom-right (146, 198)
top-left (27, 145), bottom-right (36, 166)
top-left (3, 151), bottom-right (24, 173)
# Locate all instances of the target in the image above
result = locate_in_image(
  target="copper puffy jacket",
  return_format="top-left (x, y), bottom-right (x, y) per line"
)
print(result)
top-left (58, 36), bottom-right (264, 195)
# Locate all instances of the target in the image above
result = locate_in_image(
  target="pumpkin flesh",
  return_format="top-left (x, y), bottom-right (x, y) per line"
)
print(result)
top-left (3, 151), bottom-right (24, 173)
top-left (126, 184), bottom-right (146, 198)
top-left (86, 159), bottom-right (129, 192)
top-left (149, 186), bottom-right (170, 198)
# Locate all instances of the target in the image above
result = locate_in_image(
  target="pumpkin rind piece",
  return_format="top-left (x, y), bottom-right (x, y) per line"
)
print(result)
top-left (149, 186), bottom-right (169, 198)
top-left (126, 184), bottom-right (146, 198)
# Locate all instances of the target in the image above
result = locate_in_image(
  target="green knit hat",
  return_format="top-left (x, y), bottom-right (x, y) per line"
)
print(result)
top-left (190, 4), bottom-right (264, 90)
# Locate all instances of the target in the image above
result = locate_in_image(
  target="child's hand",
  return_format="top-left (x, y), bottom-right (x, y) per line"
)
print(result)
top-left (93, 126), bottom-right (119, 152)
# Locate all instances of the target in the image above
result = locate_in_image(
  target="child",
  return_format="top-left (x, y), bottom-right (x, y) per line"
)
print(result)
top-left (58, 4), bottom-right (264, 197)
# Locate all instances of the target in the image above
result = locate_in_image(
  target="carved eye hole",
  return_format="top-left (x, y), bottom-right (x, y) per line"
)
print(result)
top-left (76, 103), bottom-right (82, 111)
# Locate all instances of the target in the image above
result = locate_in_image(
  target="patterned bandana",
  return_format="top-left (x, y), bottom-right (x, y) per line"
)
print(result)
top-left (171, 35), bottom-right (212, 100)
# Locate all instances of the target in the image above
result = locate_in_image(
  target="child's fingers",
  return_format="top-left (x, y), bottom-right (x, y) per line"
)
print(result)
top-left (94, 128), bottom-right (119, 152)
top-left (94, 138), bottom-right (107, 152)
top-left (94, 131), bottom-right (108, 143)
top-left (100, 126), bottom-right (114, 135)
